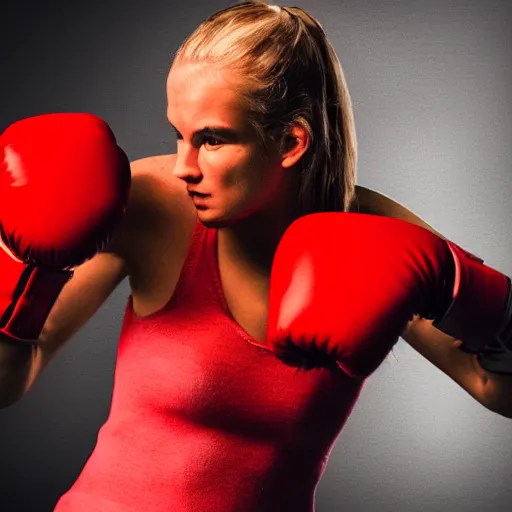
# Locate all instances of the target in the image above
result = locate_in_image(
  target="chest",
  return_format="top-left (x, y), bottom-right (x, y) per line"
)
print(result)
top-left (114, 306), bottom-right (360, 444)
top-left (132, 226), bottom-right (271, 343)
top-left (116, 220), bottom-right (365, 448)
top-left (218, 258), bottom-right (270, 343)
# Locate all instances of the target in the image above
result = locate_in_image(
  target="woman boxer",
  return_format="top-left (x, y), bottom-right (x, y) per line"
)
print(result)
top-left (1, 2), bottom-right (510, 511)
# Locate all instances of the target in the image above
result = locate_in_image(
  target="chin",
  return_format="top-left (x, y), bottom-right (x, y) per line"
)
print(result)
top-left (196, 204), bottom-right (251, 229)
top-left (196, 210), bottom-right (232, 229)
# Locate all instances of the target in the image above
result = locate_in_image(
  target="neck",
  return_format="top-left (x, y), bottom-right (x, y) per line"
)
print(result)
top-left (217, 208), bottom-right (299, 277)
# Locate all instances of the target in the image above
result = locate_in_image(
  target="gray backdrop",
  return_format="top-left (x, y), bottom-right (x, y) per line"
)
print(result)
top-left (1, 0), bottom-right (511, 510)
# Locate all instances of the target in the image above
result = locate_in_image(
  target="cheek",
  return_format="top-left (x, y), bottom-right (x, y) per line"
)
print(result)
top-left (198, 148), bottom-right (285, 211)
top-left (237, 166), bottom-right (288, 219)
top-left (247, 160), bottom-right (286, 201)
top-left (198, 147), bottom-right (253, 190)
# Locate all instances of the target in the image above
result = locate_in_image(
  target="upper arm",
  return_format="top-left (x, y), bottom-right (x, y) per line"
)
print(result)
top-left (30, 251), bottom-right (128, 380)
top-left (353, 185), bottom-right (446, 239)
top-left (26, 155), bottom-right (180, 389)
top-left (354, 186), bottom-right (505, 410)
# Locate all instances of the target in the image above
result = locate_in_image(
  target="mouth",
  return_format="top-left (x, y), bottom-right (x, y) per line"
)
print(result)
top-left (187, 190), bottom-right (210, 198)
top-left (188, 190), bottom-right (210, 210)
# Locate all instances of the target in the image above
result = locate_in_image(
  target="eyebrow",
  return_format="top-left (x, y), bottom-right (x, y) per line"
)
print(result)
top-left (169, 121), bottom-right (239, 141)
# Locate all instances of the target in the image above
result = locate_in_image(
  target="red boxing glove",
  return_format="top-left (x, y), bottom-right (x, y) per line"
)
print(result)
top-left (266, 213), bottom-right (510, 378)
top-left (0, 113), bottom-right (131, 343)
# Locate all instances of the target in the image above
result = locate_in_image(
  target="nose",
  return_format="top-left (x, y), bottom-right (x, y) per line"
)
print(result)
top-left (172, 148), bottom-right (202, 184)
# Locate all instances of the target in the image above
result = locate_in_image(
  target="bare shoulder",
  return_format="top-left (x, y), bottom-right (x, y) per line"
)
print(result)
top-left (98, 152), bottom-right (196, 301)
top-left (118, 153), bottom-right (195, 254)
top-left (128, 153), bottom-right (182, 203)
top-left (352, 185), bottom-right (445, 239)
top-left (130, 153), bottom-right (178, 176)
top-left (122, 154), bottom-right (197, 311)
top-left (352, 185), bottom-right (406, 216)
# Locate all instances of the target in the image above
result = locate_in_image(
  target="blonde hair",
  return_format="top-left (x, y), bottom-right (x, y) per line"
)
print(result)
top-left (174, 1), bottom-right (357, 214)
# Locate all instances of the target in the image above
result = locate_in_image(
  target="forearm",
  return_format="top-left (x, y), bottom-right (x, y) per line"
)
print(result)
top-left (403, 317), bottom-right (512, 418)
top-left (480, 369), bottom-right (512, 418)
top-left (0, 334), bottom-right (34, 408)
top-left (353, 186), bottom-right (512, 413)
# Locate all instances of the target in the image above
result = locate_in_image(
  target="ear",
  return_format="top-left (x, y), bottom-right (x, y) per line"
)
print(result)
top-left (281, 124), bottom-right (310, 168)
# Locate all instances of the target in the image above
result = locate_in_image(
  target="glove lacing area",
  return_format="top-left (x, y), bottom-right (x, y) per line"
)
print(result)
top-left (0, 213), bottom-right (121, 271)
top-left (273, 335), bottom-right (341, 372)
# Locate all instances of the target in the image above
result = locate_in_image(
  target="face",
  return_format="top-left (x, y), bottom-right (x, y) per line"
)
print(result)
top-left (166, 61), bottom-right (296, 229)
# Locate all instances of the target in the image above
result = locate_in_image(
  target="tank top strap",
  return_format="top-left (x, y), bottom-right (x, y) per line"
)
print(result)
top-left (169, 219), bottom-right (224, 311)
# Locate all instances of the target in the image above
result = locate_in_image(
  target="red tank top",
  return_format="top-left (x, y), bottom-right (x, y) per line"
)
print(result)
top-left (54, 221), bottom-right (365, 512)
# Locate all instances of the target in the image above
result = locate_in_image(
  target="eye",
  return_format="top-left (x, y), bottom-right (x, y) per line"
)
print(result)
top-left (171, 128), bottom-right (223, 148)
top-left (203, 136), bottom-right (221, 147)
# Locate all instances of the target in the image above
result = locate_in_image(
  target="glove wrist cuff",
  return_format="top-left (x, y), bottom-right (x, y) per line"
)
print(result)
top-left (1, 254), bottom-right (72, 344)
top-left (433, 241), bottom-right (510, 352)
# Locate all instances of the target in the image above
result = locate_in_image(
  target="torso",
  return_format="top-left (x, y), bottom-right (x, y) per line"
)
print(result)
top-left (56, 155), bottom-right (395, 512)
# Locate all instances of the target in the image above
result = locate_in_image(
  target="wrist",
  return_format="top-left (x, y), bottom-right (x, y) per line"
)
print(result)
top-left (477, 289), bottom-right (512, 374)
top-left (433, 241), bottom-right (510, 352)
top-left (1, 259), bottom-right (72, 344)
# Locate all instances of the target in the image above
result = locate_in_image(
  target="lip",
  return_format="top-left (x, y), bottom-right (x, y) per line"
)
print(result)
top-left (187, 190), bottom-right (210, 198)
top-left (188, 191), bottom-right (210, 209)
